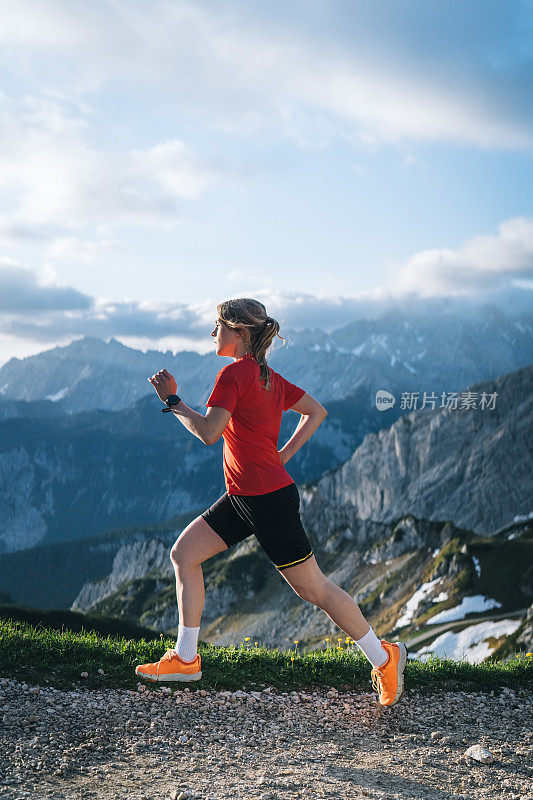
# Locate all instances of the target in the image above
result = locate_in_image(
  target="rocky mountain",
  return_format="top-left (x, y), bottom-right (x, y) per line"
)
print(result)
top-left (0, 390), bottom-right (235, 554)
top-left (0, 336), bottom-right (211, 415)
top-left (298, 363), bottom-right (533, 537)
top-left (0, 305), bottom-right (531, 415)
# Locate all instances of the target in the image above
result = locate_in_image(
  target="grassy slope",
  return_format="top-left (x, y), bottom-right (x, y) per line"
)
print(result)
top-left (0, 616), bottom-right (531, 697)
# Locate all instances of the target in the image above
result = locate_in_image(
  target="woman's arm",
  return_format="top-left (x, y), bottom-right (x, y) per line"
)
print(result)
top-left (148, 369), bottom-right (231, 445)
top-left (278, 392), bottom-right (327, 465)
top-left (171, 403), bottom-right (230, 445)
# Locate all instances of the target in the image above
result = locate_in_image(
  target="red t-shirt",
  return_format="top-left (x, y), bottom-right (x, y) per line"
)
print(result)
top-left (205, 353), bottom-right (306, 495)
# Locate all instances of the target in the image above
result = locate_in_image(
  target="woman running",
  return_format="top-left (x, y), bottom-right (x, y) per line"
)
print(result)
top-left (136, 298), bottom-right (407, 706)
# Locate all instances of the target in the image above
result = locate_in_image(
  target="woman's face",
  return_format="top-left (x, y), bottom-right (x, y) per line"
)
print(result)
top-left (211, 317), bottom-right (243, 357)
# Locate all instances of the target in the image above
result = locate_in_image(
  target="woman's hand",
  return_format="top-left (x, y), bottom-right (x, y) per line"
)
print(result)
top-left (278, 450), bottom-right (289, 466)
top-left (147, 369), bottom-right (177, 403)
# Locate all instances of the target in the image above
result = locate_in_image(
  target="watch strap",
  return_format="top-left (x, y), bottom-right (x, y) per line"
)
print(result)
top-left (162, 394), bottom-right (182, 412)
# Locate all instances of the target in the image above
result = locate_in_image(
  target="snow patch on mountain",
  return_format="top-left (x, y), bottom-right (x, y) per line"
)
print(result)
top-left (45, 387), bottom-right (69, 402)
top-left (395, 577), bottom-right (444, 628)
top-left (410, 619), bottom-right (522, 664)
top-left (427, 595), bottom-right (502, 625)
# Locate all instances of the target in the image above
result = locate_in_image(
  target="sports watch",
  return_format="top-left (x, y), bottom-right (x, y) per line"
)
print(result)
top-left (162, 394), bottom-right (182, 412)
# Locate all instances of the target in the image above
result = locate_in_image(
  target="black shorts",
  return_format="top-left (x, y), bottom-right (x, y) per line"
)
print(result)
top-left (201, 482), bottom-right (314, 571)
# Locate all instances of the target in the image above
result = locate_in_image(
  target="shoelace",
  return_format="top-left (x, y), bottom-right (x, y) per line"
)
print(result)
top-left (156, 649), bottom-right (178, 677)
top-left (371, 668), bottom-right (382, 694)
top-left (162, 649), bottom-right (176, 661)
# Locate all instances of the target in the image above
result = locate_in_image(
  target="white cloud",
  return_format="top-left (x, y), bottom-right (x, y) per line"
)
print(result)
top-left (391, 216), bottom-right (533, 296)
top-left (131, 141), bottom-right (211, 202)
top-left (1, 278), bottom-right (530, 366)
top-left (38, 263), bottom-right (58, 286)
top-left (0, 218), bottom-right (531, 362)
top-left (0, 0), bottom-right (530, 151)
top-left (0, 92), bottom-right (218, 238)
top-left (0, 220), bottom-right (55, 246)
top-left (47, 237), bottom-right (125, 262)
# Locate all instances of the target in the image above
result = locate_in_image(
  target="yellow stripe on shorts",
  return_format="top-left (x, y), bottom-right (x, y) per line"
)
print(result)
top-left (276, 551), bottom-right (313, 570)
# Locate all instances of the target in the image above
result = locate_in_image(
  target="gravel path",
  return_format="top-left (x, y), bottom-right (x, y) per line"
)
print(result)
top-left (1, 675), bottom-right (532, 800)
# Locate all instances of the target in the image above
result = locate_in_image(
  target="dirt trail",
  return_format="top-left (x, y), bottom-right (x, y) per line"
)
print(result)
top-left (1, 675), bottom-right (531, 800)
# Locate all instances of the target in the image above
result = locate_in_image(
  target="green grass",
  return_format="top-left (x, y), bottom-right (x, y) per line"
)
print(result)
top-left (0, 604), bottom-right (163, 641)
top-left (1, 618), bottom-right (532, 696)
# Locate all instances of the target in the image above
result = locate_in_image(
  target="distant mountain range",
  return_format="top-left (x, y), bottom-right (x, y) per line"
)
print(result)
top-left (0, 306), bottom-right (531, 555)
top-left (0, 305), bottom-right (531, 415)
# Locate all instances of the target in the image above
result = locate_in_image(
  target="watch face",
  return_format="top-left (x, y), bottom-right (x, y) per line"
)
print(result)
top-left (166, 394), bottom-right (180, 405)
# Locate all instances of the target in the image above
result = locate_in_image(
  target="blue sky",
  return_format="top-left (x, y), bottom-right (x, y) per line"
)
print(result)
top-left (0, 0), bottom-right (532, 366)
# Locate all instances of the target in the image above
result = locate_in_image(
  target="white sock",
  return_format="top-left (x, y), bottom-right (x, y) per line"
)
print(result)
top-left (354, 627), bottom-right (389, 668)
top-left (174, 624), bottom-right (200, 662)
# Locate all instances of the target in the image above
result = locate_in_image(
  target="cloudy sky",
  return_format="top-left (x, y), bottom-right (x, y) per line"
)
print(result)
top-left (0, 0), bottom-right (532, 367)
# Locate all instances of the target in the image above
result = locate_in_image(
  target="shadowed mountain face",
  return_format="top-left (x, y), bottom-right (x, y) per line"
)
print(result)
top-left (299, 363), bottom-right (533, 538)
top-left (0, 393), bottom-right (223, 553)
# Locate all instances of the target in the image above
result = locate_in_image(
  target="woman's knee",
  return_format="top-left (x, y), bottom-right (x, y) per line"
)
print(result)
top-left (170, 537), bottom-right (184, 567)
top-left (170, 515), bottom-right (228, 569)
top-left (170, 531), bottom-right (195, 569)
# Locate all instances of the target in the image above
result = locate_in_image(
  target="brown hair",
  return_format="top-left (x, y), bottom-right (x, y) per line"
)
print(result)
top-left (216, 298), bottom-right (285, 391)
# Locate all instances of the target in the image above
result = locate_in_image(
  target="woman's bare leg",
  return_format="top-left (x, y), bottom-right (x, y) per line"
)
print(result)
top-left (170, 516), bottom-right (228, 627)
top-left (279, 554), bottom-right (371, 639)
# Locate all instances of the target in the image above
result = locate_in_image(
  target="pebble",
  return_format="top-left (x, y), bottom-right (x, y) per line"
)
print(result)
top-left (465, 743), bottom-right (494, 763)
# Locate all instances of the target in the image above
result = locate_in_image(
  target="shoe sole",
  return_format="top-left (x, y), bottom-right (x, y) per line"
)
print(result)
top-left (386, 643), bottom-right (407, 706)
top-left (135, 668), bottom-right (202, 682)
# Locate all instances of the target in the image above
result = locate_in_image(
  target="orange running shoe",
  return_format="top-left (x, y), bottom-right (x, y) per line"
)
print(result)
top-left (135, 649), bottom-right (202, 682)
top-left (370, 640), bottom-right (407, 706)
